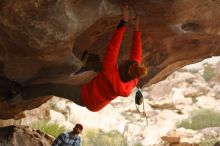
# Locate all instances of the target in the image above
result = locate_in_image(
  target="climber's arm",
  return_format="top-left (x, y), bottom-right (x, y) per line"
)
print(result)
top-left (102, 23), bottom-right (127, 72)
top-left (102, 5), bottom-right (129, 73)
top-left (130, 31), bottom-right (142, 64)
top-left (130, 16), bottom-right (142, 64)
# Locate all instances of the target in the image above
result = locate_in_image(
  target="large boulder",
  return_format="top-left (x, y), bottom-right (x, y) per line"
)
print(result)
top-left (0, 125), bottom-right (54, 146)
top-left (1, 0), bottom-right (220, 119)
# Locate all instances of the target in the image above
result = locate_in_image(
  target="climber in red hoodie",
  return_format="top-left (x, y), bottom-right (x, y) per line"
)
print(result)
top-left (80, 6), bottom-right (148, 111)
top-left (3, 5), bottom-right (147, 111)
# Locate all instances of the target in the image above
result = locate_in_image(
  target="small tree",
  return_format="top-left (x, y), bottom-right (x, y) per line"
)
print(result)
top-left (82, 129), bottom-right (128, 146)
top-left (202, 63), bottom-right (215, 81)
top-left (32, 120), bottom-right (66, 138)
top-left (176, 109), bottom-right (220, 130)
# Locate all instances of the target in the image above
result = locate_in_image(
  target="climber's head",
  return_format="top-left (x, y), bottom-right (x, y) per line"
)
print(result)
top-left (128, 62), bottom-right (148, 79)
top-left (119, 60), bottom-right (148, 82)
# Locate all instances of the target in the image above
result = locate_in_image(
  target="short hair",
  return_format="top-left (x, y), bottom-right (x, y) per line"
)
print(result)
top-left (129, 63), bottom-right (148, 79)
top-left (119, 60), bottom-right (148, 82)
top-left (75, 124), bottom-right (83, 131)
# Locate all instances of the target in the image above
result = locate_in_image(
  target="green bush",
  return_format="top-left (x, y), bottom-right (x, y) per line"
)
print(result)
top-left (199, 137), bottom-right (220, 146)
top-left (134, 143), bottom-right (143, 146)
top-left (32, 120), bottom-right (66, 138)
top-left (82, 129), bottom-right (128, 146)
top-left (176, 109), bottom-right (220, 130)
top-left (48, 98), bottom-right (57, 110)
top-left (202, 63), bottom-right (215, 81)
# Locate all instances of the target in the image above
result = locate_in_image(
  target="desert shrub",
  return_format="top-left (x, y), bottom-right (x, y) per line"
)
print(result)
top-left (188, 68), bottom-right (199, 74)
top-left (48, 98), bottom-right (57, 110)
top-left (133, 143), bottom-right (143, 146)
top-left (176, 109), bottom-right (220, 130)
top-left (82, 129), bottom-right (128, 146)
top-left (191, 96), bottom-right (198, 103)
top-left (202, 63), bottom-right (215, 81)
top-left (32, 120), bottom-right (66, 138)
top-left (199, 137), bottom-right (220, 146)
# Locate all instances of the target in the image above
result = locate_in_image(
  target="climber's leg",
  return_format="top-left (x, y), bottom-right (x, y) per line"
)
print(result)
top-left (0, 77), bottom-right (12, 100)
top-left (20, 83), bottom-right (84, 106)
top-left (75, 50), bottom-right (102, 74)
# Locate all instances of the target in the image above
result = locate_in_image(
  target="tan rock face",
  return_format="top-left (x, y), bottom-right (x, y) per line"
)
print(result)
top-left (162, 128), bottom-right (204, 146)
top-left (1, 0), bottom-right (220, 85)
top-left (1, 0), bottom-right (220, 119)
top-left (0, 125), bottom-right (54, 146)
top-left (0, 96), bottom-right (51, 119)
top-left (161, 135), bottom-right (180, 143)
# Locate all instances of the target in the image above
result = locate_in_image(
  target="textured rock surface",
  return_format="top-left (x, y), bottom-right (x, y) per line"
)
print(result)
top-left (1, 61), bottom-right (220, 145)
top-left (1, 0), bottom-right (220, 119)
top-left (0, 96), bottom-right (51, 119)
top-left (162, 128), bottom-right (201, 146)
top-left (0, 125), bottom-right (54, 146)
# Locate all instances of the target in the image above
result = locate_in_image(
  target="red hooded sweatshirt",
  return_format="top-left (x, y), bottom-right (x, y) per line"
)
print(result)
top-left (81, 26), bottom-right (142, 112)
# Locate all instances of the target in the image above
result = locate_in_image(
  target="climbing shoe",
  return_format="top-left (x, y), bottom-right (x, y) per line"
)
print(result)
top-left (75, 50), bottom-right (102, 74)
top-left (6, 80), bottom-right (23, 106)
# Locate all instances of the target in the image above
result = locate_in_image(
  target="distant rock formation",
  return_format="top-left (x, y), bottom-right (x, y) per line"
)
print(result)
top-left (0, 125), bottom-right (54, 146)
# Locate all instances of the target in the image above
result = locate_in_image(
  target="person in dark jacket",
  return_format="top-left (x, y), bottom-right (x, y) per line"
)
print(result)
top-left (3, 5), bottom-right (147, 111)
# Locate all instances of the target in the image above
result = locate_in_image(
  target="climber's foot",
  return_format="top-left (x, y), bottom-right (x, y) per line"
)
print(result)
top-left (5, 80), bottom-right (23, 106)
top-left (75, 50), bottom-right (101, 74)
top-left (6, 94), bottom-right (23, 106)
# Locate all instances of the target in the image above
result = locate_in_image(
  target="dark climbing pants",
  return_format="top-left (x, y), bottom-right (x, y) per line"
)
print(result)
top-left (21, 83), bottom-right (84, 106)
top-left (0, 77), bottom-right (12, 100)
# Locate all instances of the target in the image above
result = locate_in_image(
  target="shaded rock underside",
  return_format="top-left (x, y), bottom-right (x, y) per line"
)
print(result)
top-left (0, 0), bottom-right (220, 119)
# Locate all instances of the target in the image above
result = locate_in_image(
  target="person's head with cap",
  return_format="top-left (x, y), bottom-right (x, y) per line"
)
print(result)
top-left (72, 123), bottom-right (83, 135)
